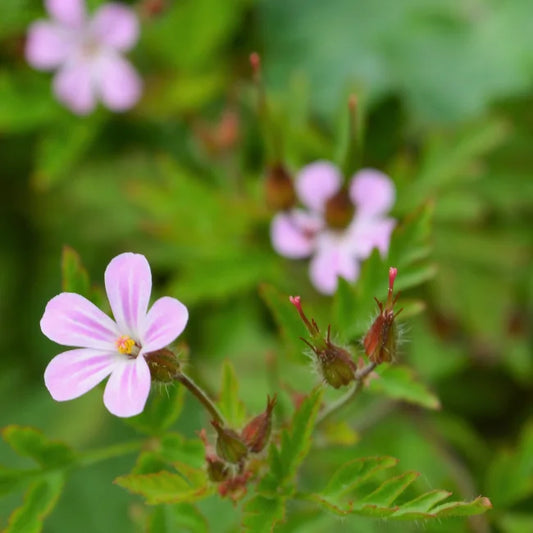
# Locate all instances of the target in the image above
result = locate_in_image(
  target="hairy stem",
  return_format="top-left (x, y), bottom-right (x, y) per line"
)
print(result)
top-left (316, 362), bottom-right (376, 426)
top-left (176, 372), bottom-right (226, 426)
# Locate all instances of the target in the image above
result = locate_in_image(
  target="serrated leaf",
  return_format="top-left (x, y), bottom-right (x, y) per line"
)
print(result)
top-left (367, 365), bottom-right (441, 410)
top-left (61, 246), bottom-right (90, 297)
top-left (2, 426), bottom-right (75, 469)
top-left (258, 389), bottom-right (322, 496)
top-left (390, 489), bottom-right (451, 517)
top-left (126, 383), bottom-right (185, 435)
top-left (147, 503), bottom-right (208, 533)
top-left (259, 284), bottom-right (309, 360)
top-left (218, 360), bottom-right (246, 427)
top-left (6, 473), bottom-right (64, 533)
top-left (114, 464), bottom-right (210, 505)
top-left (322, 456), bottom-right (398, 500)
top-left (430, 496), bottom-right (492, 518)
top-left (359, 471), bottom-right (419, 507)
top-left (0, 466), bottom-right (37, 496)
top-left (242, 495), bottom-right (285, 533)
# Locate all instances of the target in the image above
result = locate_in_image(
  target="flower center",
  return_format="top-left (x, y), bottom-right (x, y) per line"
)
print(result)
top-left (79, 35), bottom-right (101, 59)
top-left (116, 335), bottom-right (140, 357)
top-left (324, 188), bottom-right (355, 230)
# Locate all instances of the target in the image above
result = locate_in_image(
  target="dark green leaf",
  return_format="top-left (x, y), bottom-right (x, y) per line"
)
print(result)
top-left (242, 495), bottom-right (285, 533)
top-left (147, 503), bottom-right (208, 533)
top-left (218, 360), bottom-right (246, 427)
top-left (61, 246), bottom-right (90, 297)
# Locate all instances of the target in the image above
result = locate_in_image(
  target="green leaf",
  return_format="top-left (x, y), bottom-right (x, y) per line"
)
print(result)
top-left (322, 456), bottom-right (398, 500)
top-left (0, 466), bottom-right (37, 496)
top-left (259, 283), bottom-right (309, 360)
top-left (429, 496), bottom-right (493, 518)
top-left (390, 489), bottom-right (452, 519)
top-left (2, 426), bottom-right (75, 469)
top-left (114, 464), bottom-right (210, 505)
top-left (242, 495), bottom-right (285, 533)
top-left (367, 365), bottom-right (441, 410)
top-left (147, 503), bottom-right (208, 533)
top-left (258, 388), bottom-right (322, 496)
top-left (218, 360), bottom-right (247, 427)
top-left (61, 246), bottom-right (90, 297)
top-left (6, 473), bottom-right (64, 533)
top-left (360, 471), bottom-right (419, 507)
top-left (126, 383), bottom-right (185, 436)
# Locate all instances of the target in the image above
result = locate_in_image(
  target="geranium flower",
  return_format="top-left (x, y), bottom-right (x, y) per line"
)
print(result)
top-left (271, 161), bottom-right (396, 294)
top-left (41, 253), bottom-right (188, 417)
top-left (26, 0), bottom-right (142, 114)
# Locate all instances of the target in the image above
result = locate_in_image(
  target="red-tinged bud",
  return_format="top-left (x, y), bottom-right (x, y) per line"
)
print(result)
top-left (324, 187), bottom-right (355, 229)
top-left (290, 296), bottom-right (356, 388)
top-left (144, 348), bottom-right (180, 383)
top-left (211, 420), bottom-right (248, 464)
top-left (199, 429), bottom-right (230, 482)
top-left (241, 395), bottom-right (277, 453)
top-left (250, 52), bottom-right (261, 78)
top-left (218, 471), bottom-right (252, 502)
top-left (363, 267), bottom-right (403, 364)
top-left (141, 0), bottom-right (168, 18)
top-left (265, 163), bottom-right (296, 211)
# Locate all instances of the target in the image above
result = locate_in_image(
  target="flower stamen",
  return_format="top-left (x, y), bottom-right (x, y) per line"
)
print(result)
top-left (115, 335), bottom-right (138, 356)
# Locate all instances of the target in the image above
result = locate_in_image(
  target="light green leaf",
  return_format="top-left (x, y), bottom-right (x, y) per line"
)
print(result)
top-left (360, 471), bottom-right (419, 507)
top-left (6, 473), bottom-right (64, 533)
top-left (114, 464), bottom-right (210, 505)
top-left (2, 426), bottom-right (75, 469)
top-left (218, 360), bottom-right (247, 427)
top-left (61, 246), bottom-right (90, 297)
top-left (390, 489), bottom-right (452, 519)
top-left (242, 495), bottom-right (285, 533)
top-left (258, 388), bottom-right (322, 496)
top-left (429, 496), bottom-right (493, 518)
top-left (367, 365), bottom-right (441, 410)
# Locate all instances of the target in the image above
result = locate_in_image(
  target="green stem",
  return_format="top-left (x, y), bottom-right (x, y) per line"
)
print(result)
top-left (316, 362), bottom-right (376, 426)
top-left (79, 439), bottom-right (144, 468)
top-left (175, 372), bottom-right (226, 426)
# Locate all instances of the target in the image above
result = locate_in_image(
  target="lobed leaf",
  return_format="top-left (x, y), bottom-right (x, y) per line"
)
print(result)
top-left (5, 473), bottom-right (64, 533)
top-left (242, 495), bottom-right (285, 533)
top-left (147, 503), bottom-right (208, 533)
top-left (218, 360), bottom-right (247, 427)
top-left (114, 464), bottom-right (210, 505)
top-left (2, 426), bottom-right (75, 469)
top-left (61, 246), bottom-right (90, 298)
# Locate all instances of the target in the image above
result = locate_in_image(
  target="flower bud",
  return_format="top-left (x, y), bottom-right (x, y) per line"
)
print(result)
top-left (144, 348), bottom-right (181, 383)
top-left (290, 296), bottom-right (356, 388)
top-left (363, 267), bottom-right (403, 364)
top-left (199, 429), bottom-right (230, 482)
top-left (241, 395), bottom-right (277, 453)
top-left (265, 163), bottom-right (296, 211)
top-left (324, 187), bottom-right (355, 229)
top-left (218, 471), bottom-right (252, 502)
top-left (211, 420), bottom-right (249, 464)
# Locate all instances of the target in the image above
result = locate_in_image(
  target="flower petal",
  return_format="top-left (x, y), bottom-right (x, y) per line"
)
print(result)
top-left (46, 0), bottom-right (86, 27)
top-left (40, 293), bottom-right (119, 349)
top-left (90, 4), bottom-right (139, 51)
top-left (309, 240), bottom-right (359, 295)
top-left (270, 210), bottom-right (320, 259)
top-left (349, 169), bottom-right (395, 217)
top-left (105, 253), bottom-right (151, 340)
top-left (141, 297), bottom-right (188, 353)
top-left (53, 60), bottom-right (96, 115)
top-left (95, 53), bottom-right (142, 111)
top-left (25, 21), bottom-right (70, 70)
top-left (296, 161), bottom-right (342, 212)
top-left (349, 217), bottom-right (396, 259)
top-left (103, 356), bottom-right (151, 417)
top-left (44, 348), bottom-right (118, 401)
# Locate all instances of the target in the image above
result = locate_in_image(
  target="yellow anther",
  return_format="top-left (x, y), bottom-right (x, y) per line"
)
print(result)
top-left (116, 335), bottom-right (136, 355)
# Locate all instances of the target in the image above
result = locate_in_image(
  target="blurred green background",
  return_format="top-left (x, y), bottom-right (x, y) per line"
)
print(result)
top-left (0, 0), bottom-right (532, 531)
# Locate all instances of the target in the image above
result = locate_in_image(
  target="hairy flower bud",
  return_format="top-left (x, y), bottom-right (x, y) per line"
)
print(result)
top-left (324, 187), bottom-right (355, 229)
top-left (211, 420), bottom-right (249, 464)
top-left (363, 267), bottom-right (403, 364)
top-left (265, 163), bottom-right (296, 211)
top-left (241, 395), bottom-right (277, 453)
top-left (144, 348), bottom-right (181, 383)
top-left (199, 429), bottom-right (230, 482)
top-left (290, 296), bottom-right (356, 388)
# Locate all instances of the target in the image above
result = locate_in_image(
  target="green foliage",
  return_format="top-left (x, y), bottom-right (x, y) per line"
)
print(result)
top-left (367, 365), bottom-right (441, 410)
top-left (61, 246), bottom-right (90, 297)
top-left (218, 361), bottom-right (247, 427)
top-left (147, 503), bottom-right (208, 533)
top-left (114, 464), bottom-right (210, 505)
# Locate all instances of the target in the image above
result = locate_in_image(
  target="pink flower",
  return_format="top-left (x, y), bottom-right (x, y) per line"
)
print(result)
top-left (41, 253), bottom-right (188, 417)
top-left (26, 0), bottom-right (142, 115)
top-left (271, 161), bottom-right (396, 295)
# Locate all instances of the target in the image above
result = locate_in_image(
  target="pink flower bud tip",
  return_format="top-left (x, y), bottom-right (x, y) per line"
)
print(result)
top-left (250, 52), bottom-right (261, 72)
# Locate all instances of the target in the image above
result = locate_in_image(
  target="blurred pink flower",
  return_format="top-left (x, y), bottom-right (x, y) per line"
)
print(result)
top-left (41, 253), bottom-right (188, 417)
top-left (271, 161), bottom-right (396, 294)
top-left (26, 0), bottom-right (142, 114)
